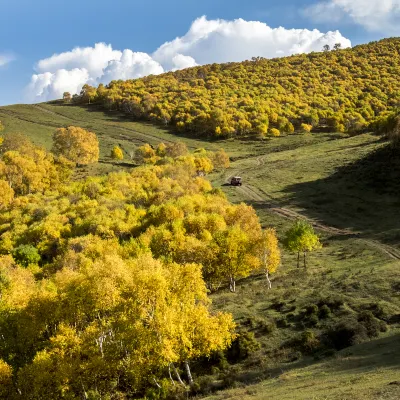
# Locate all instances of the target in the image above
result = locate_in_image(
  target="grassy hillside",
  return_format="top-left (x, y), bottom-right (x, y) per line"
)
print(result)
top-left (0, 103), bottom-right (399, 398)
top-left (75, 38), bottom-right (400, 138)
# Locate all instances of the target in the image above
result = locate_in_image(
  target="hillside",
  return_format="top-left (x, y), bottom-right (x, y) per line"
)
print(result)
top-left (72, 38), bottom-right (400, 138)
top-left (0, 102), bottom-right (399, 398)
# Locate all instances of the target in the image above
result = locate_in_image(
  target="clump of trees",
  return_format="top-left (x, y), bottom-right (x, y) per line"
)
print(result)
top-left (0, 134), bottom-right (281, 398)
top-left (71, 38), bottom-right (400, 138)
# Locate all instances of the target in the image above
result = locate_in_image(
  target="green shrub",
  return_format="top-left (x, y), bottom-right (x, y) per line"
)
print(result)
top-left (227, 332), bottom-right (260, 363)
top-left (357, 311), bottom-right (384, 338)
top-left (327, 317), bottom-right (368, 350)
top-left (12, 245), bottom-right (41, 267)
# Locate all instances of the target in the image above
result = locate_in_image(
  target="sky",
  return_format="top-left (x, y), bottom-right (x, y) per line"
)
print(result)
top-left (0, 0), bottom-right (399, 105)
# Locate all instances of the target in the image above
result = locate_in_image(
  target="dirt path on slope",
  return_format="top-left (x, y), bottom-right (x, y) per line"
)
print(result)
top-left (226, 174), bottom-right (400, 261)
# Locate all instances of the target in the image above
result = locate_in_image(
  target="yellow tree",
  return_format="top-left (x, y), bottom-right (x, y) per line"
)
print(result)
top-left (212, 149), bottom-right (230, 169)
top-left (258, 228), bottom-right (280, 289)
top-left (111, 145), bottom-right (124, 161)
top-left (52, 126), bottom-right (99, 165)
top-left (214, 226), bottom-right (259, 292)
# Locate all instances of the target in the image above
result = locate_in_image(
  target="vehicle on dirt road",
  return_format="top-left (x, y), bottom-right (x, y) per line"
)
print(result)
top-left (230, 177), bottom-right (243, 186)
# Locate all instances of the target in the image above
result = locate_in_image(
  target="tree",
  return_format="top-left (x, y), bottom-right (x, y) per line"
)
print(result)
top-left (333, 43), bottom-right (342, 51)
top-left (212, 149), bottom-right (230, 169)
top-left (0, 132), bottom-right (35, 154)
top-left (284, 220), bottom-right (321, 268)
top-left (52, 126), bottom-right (99, 165)
top-left (12, 245), bottom-right (41, 268)
top-left (63, 92), bottom-right (72, 103)
top-left (258, 228), bottom-right (281, 289)
top-left (165, 142), bottom-right (188, 158)
top-left (323, 44), bottom-right (331, 52)
top-left (111, 145), bottom-right (124, 161)
top-left (214, 227), bottom-right (259, 292)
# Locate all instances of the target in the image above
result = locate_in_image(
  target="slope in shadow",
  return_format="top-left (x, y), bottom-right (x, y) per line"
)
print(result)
top-left (281, 144), bottom-right (400, 244)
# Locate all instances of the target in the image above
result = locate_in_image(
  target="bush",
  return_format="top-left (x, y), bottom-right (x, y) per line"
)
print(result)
top-left (226, 332), bottom-right (260, 363)
top-left (12, 245), bottom-right (41, 267)
top-left (268, 128), bottom-right (281, 137)
top-left (357, 311), bottom-right (384, 338)
top-left (327, 317), bottom-right (368, 350)
top-left (300, 123), bottom-right (313, 133)
top-left (318, 304), bottom-right (332, 319)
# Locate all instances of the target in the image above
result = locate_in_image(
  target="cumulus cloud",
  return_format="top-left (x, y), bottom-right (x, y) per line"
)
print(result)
top-left (304, 0), bottom-right (400, 32)
top-left (0, 53), bottom-right (15, 67)
top-left (100, 50), bottom-right (164, 83)
top-left (153, 16), bottom-right (351, 68)
top-left (26, 16), bottom-right (351, 102)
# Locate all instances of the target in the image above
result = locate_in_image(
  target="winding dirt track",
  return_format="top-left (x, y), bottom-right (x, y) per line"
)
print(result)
top-left (227, 172), bottom-right (400, 261)
top-left (2, 104), bottom-right (400, 261)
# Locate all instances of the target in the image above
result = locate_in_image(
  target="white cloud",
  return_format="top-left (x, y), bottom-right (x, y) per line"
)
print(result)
top-left (305, 0), bottom-right (400, 32)
top-left (152, 16), bottom-right (351, 68)
top-left (26, 16), bottom-right (351, 102)
top-left (100, 50), bottom-right (164, 83)
top-left (0, 53), bottom-right (15, 67)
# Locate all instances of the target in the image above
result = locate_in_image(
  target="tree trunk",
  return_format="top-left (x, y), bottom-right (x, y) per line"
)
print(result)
top-left (304, 252), bottom-right (307, 268)
top-left (265, 270), bottom-right (272, 290)
top-left (184, 361), bottom-right (194, 385)
top-left (168, 364), bottom-right (176, 386)
top-left (229, 276), bottom-right (236, 293)
top-left (297, 252), bottom-right (300, 268)
top-left (172, 363), bottom-right (185, 387)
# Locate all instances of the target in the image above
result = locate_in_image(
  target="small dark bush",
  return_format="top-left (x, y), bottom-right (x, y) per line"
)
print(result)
top-left (226, 332), bottom-right (260, 363)
top-left (271, 300), bottom-right (285, 312)
top-left (368, 303), bottom-right (388, 321)
top-left (307, 314), bottom-right (319, 327)
top-left (327, 318), bottom-right (368, 350)
top-left (305, 305), bottom-right (319, 315)
top-left (318, 296), bottom-right (344, 311)
top-left (318, 304), bottom-right (332, 319)
top-left (357, 311), bottom-right (382, 338)
top-left (276, 317), bottom-right (289, 328)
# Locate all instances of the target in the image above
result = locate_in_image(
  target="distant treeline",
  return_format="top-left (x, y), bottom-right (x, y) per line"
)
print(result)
top-left (69, 38), bottom-right (400, 138)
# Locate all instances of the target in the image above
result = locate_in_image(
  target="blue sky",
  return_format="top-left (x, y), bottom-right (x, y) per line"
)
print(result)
top-left (0, 0), bottom-right (397, 105)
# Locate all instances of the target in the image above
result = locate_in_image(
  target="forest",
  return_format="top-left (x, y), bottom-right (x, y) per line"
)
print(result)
top-left (71, 38), bottom-right (400, 138)
top-left (0, 127), bottom-right (285, 399)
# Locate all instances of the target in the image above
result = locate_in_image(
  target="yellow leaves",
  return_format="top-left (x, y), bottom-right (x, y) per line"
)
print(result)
top-left (269, 128), bottom-right (281, 137)
top-left (111, 145), bottom-right (124, 161)
top-left (0, 179), bottom-right (14, 207)
top-left (52, 126), bottom-right (99, 165)
top-left (300, 123), bottom-right (313, 133)
top-left (0, 359), bottom-right (13, 398)
top-left (259, 228), bottom-right (281, 275)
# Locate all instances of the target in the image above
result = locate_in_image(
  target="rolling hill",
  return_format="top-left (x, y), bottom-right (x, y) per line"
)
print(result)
top-left (72, 38), bottom-right (400, 138)
top-left (0, 101), bottom-right (399, 398)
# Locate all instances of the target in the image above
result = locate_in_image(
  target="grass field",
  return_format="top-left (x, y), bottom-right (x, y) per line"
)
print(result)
top-left (0, 102), bottom-right (399, 399)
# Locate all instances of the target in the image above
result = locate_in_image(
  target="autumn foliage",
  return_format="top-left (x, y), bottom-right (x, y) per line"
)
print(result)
top-left (74, 38), bottom-right (400, 137)
top-left (52, 126), bottom-right (99, 165)
top-left (0, 134), bottom-right (278, 398)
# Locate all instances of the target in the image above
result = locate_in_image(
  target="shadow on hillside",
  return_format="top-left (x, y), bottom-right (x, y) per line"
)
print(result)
top-left (328, 333), bottom-right (400, 373)
top-left (278, 144), bottom-right (400, 242)
top-left (223, 333), bottom-right (400, 389)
